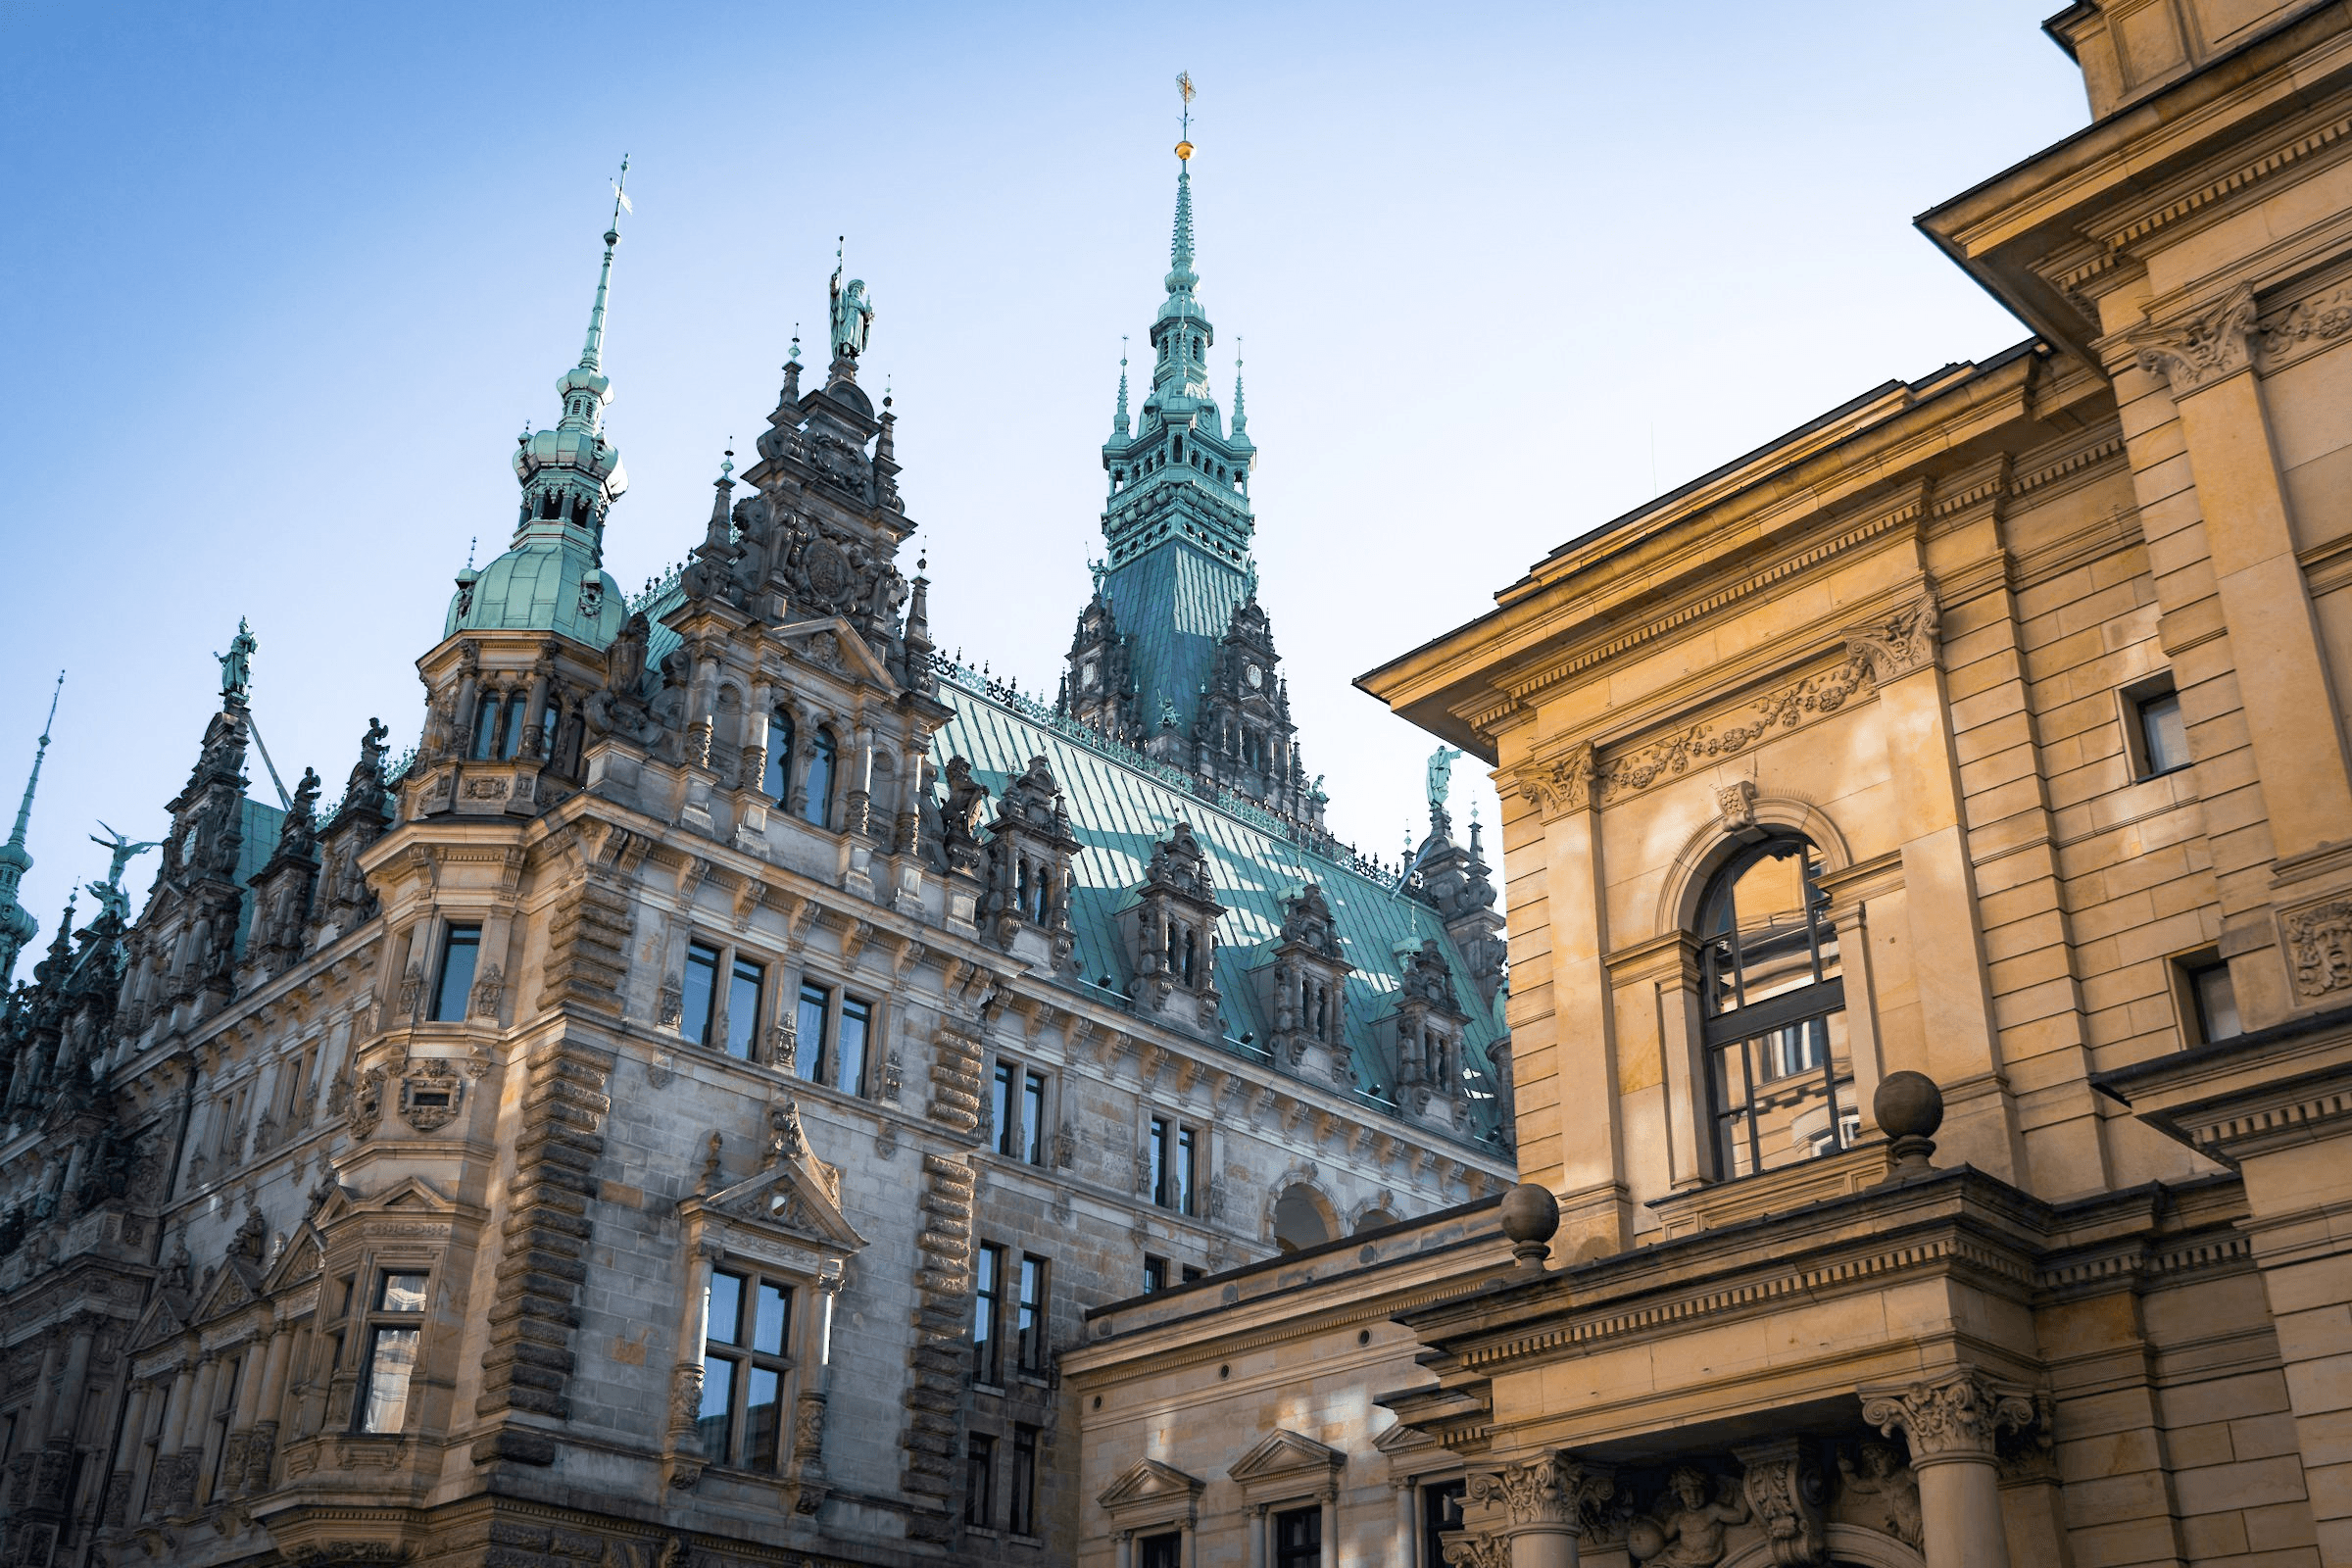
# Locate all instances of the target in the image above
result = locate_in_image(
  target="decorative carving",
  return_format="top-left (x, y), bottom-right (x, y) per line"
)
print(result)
top-left (1835, 1442), bottom-right (1922, 1548)
top-left (1466, 1451), bottom-right (1611, 1532)
top-left (658, 976), bottom-right (684, 1029)
top-left (1515, 741), bottom-right (1597, 818)
top-left (767, 1019), bottom-right (800, 1071)
top-left (1717, 779), bottom-right (1758, 831)
top-left (468, 961), bottom-right (505, 1019)
top-left (397, 1068), bottom-right (463, 1134)
top-left (2257, 281), bottom-right (2352, 369)
top-left (1735, 1440), bottom-right (1825, 1566)
top-left (1631, 1466), bottom-right (1747, 1565)
top-left (2134, 284), bottom-right (2259, 394)
top-left (2283, 898), bottom-right (2352, 998)
top-left (1861, 1371), bottom-right (2035, 1460)
top-left (349, 1067), bottom-right (386, 1138)
top-left (1843, 582), bottom-right (1941, 684)
top-left (1440, 1535), bottom-right (1509, 1568)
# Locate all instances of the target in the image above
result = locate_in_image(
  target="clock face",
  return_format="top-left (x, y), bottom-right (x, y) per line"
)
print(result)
top-left (1246, 662), bottom-right (1264, 689)
top-left (1081, 660), bottom-right (1100, 689)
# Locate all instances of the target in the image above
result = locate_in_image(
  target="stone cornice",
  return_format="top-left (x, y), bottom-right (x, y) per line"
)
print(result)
top-left (2094, 1004), bottom-right (2352, 1167)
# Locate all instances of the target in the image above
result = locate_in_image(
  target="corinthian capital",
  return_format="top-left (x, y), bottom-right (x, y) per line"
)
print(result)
top-left (2132, 284), bottom-right (2259, 396)
top-left (1861, 1371), bottom-right (2035, 1462)
top-left (1466, 1451), bottom-right (1613, 1534)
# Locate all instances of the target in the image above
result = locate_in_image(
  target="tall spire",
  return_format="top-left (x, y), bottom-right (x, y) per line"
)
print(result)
top-left (1231, 339), bottom-right (1249, 441)
top-left (0, 671), bottom-right (64, 984)
top-left (1113, 338), bottom-right (1131, 436)
top-left (579, 155), bottom-right (629, 375)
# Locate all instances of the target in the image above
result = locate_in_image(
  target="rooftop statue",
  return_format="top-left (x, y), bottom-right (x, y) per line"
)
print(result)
top-left (829, 246), bottom-right (874, 362)
top-left (1425, 745), bottom-right (1463, 813)
top-left (87, 820), bottom-right (160, 922)
top-left (217, 618), bottom-right (257, 705)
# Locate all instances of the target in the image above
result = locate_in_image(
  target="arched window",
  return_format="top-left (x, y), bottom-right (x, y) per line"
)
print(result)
top-left (763, 710), bottom-right (796, 801)
top-left (501, 695), bottom-right (527, 760)
top-left (1697, 835), bottom-right (1851, 1178)
top-left (802, 727), bottom-right (836, 828)
top-left (1181, 928), bottom-right (1198, 987)
top-left (472, 695), bottom-right (504, 760)
top-left (1272, 1184), bottom-right (1332, 1254)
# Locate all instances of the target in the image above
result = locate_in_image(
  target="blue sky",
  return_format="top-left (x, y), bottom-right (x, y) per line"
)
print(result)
top-left (0, 1), bottom-right (2086, 959)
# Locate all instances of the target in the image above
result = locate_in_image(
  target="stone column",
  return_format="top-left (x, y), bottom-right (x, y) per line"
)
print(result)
top-left (105, 1380), bottom-right (152, 1530)
top-left (1115, 1529), bottom-right (1133, 1568)
top-left (1247, 1501), bottom-right (1268, 1568)
top-left (848, 723), bottom-right (875, 838)
top-left (1862, 1372), bottom-right (2034, 1568)
top-left (143, 1359), bottom-right (193, 1518)
top-left (1396, 1480), bottom-right (1420, 1568)
top-left (1320, 1494), bottom-right (1338, 1567)
top-left (1467, 1450), bottom-right (1603, 1568)
top-left (663, 1239), bottom-right (720, 1489)
top-left (21, 1336), bottom-right (62, 1449)
top-left (245, 1324), bottom-right (294, 1493)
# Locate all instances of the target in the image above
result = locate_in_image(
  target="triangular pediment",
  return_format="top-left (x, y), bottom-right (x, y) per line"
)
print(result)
top-left (1372, 1418), bottom-right (1440, 1456)
top-left (262, 1226), bottom-right (324, 1294)
top-left (190, 1255), bottom-right (265, 1323)
top-left (773, 616), bottom-right (896, 687)
top-left (696, 1106), bottom-right (865, 1252)
top-left (1228, 1428), bottom-right (1346, 1484)
top-left (1098, 1456), bottom-right (1205, 1512)
top-left (313, 1174), bottom-right (454, 1230)
top-left (128, 1286), bottom-right (192, 1354)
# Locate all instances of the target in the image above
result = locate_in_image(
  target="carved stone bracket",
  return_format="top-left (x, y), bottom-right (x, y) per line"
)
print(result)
top-left (2133, 283), bottom-right (2259, 396)
top-left (1861, 1370), bottom-right (2036, 1464)
top-left (1735, 1438), bottom-right (1826, 1566)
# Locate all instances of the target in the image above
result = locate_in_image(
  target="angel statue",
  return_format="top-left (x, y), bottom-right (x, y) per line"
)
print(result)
top-left (829, 246), bottom-right (874, 362)
top-left (87, 821), bottom-right (161, 921)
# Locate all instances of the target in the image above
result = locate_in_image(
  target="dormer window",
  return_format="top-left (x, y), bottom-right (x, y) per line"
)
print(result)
top-left (1698, 836), bottom-right (1851, 1178)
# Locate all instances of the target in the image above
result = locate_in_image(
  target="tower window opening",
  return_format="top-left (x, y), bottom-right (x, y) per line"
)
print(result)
top-left (472, 696), bottom-right (505, 760)
top-left (539, 490), bottom-right (562, 521)
top-left (502, 695), bottom-right (527, 760)
top-left (803, 727), bottom-right (837, 828)
top-left (1182, 928), bottom-right (1198, 987)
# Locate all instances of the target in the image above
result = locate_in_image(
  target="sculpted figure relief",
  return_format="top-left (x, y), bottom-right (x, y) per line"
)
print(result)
top-left (1630, 1467), bottom-right (1748, 1566)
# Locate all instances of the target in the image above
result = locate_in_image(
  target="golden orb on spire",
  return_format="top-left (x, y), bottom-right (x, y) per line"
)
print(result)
top-left (1175, 140), bottom-right (1194, 161)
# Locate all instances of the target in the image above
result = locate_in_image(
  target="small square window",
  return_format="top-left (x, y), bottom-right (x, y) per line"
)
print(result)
top-left (1143, 1254), bottom-right (1168, 1296)
top-left (377, 1272), bottom-right (428, 1313)
top-left (2182, 956), bottom-right (2240, 1044)
top-left (2124, 677), bottom-right (2190, 779)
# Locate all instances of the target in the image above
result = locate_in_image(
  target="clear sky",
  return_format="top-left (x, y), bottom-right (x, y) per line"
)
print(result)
top-left (0, 1), bottom-right (2087, 963)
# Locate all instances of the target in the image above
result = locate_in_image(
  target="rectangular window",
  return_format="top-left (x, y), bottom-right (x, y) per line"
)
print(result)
top-left (964, 1433), bottom-right (996, 1528)
top-left (725, 955), bottom-right (764, 1060)
top-left (681, 941), bottom-right (720, 1047)
top-left (1009, 1423), bottom-right (1040, 1536)
top-left (430, 924), bottom-right (480, 1022)
top-left (993, 1061), bottom-right (1014, 1155)
top-left (2184, 956), bottom-right (2241, 1044)
top-left (836, 995), bottom-right (871, 1095)
top-left (1181, 1265), bottom-right (1204, 1286)
top-left (2135, 687), bottom-right (2190, 777)
top-left (1140, 1536), bottom-right (1182, 1568)
top-left (1016, 1254), bottom-right (1047, 1374)
top-left (1150, 1117), bottom-right (1196, 1213)
top-left (1421, 1478), bottom-right (1467, 1568)
top-left (1021, 1070), bottom-right (1046, 1165)
top-left (356, 1270), bottom-right (428, 1434)
top-left (697, 1266), bottom-right (798, 1474)
top-left (1143, 1254), bottom-right (1167, 1296)
top-left (974, 1243), bottom-right (1004, 1385)
top-left (1274, 1505), bottom-right (1323, 1568)
top-left (795, 983), bottom-right (829, 1083)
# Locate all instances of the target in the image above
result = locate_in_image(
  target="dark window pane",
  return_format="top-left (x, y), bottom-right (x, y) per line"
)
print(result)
top-left (431, 925), bottom-right (480, 1023)
top-left (707, 1271), bottom-right (744, 1347)
top-left (472, 696), bottom-right (502, 760)
top-left (682, 942), bottom-right (720, 1048)
top-left (804, 729), bottom-right (836, 828)
top-left (1022, 1072), bottom-right (1046, 1165)
top-left (1150, 1116), bottom-right (1169, 1207)
top-left (1017, 1255), bottom-right (1046, 1373)
top-left (2140, 690), bottom-right (2189, 775)
top-left (836, 998), bottom-right (870, 1095)
top-left (502, 697), bottom-right (526, 760)
top-left (993, 1062), bottom-right (1014, 1156)
top-left (764, 710), bottom-right (795, 800)
top-left (1009, 1424), bottom-right (1039, 1535)
top-left (745, 1365), bottom-right (782, 1471)
top-left (726, 957), bottom-right (763, 1060)
top-left (1275, 1505), bottom-right (1322, 1567)
top-left (377, 1272), bottom-right (427, 1313)
top-left (1143, 1255), bottom-right (1166, 1296)
top-left (753, 1282), bottom-right (791, 1356)
top-left (2193, 961), bottom-right (2240, 1041)
top-left (1140, 1535), bottom-right (1182, 1568)
top-left (696, 1356), bottom-right (735, 1465)
top-left (1175, 1125), bottom-right (1195, 1215)
top-left (359, 1327), bottom-right (418, 1434)
top-left (963, 1434), bottom-right (995, 1527)
top-left (974, 1245), bottom-right (1003, 1384)
top-left (796, 985), bottom-right (828, 1082)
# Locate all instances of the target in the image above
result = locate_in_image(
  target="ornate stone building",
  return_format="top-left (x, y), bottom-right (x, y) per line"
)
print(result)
top-left (1069, 3), bottom-right (2352, 1566)
top-left (0, 141), bottom-right (1513, 1566)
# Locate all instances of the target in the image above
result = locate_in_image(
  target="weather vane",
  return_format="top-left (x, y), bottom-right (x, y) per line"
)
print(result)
top-left (1175, 71), bottom-right (1196, 160)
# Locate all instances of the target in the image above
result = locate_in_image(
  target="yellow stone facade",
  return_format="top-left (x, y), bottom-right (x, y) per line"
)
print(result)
top-left (1071, 4), bottom-right (2352, 1566)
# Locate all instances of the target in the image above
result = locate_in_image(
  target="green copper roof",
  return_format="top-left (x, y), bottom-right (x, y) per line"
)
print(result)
top-left (1101, 536), bottom-right (1248, 733)
top-left (932, 670), bottom-right (1505, 1150)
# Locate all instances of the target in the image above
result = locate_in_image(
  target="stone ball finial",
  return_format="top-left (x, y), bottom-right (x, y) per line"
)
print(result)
top-left (1499, 1182), bottom-right (1560, 1269)
top-left (1874, 1069), bottom-right (1944, 1182)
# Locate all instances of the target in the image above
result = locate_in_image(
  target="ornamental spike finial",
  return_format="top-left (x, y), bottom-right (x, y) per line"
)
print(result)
top-left (1114, 337), bottom-right (1131, 436)
top-left (579, 154), bottom-right (629, 373)
top-left (1232, 336), bottom-right (1248, 435)
top-left (1167, 74), bottom-right (1198, 295)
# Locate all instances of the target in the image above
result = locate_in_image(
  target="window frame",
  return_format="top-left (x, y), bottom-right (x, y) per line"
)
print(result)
top-left (1695, 835), bottom-right (1855, 1182)
top-left (991, 1057), bottom-right (1051, 1164)
top-left (973, 1242), bottom-right (1006, 1387)
top-left (429, 922), bottom-right (482, 1024)
top-left (2176, 949), bottom-right (2242, 1046)
top-left (964, 1431), bottom-right (997, 1529)
top-left (1148, 1113), bottom-right (1199, 1215)
top-left (1015, 1253), bottom-right (1048, 1376)
top-left (695, 1264), bottom-right (800, 1475)
top-left (788, 977), bottom-right (877, 1096)
top-left (353, 1267), bottom-right (431, 1435)
top-left (2120, 673), bottom-right (2192, 781)
top-left (1008, 1422), bottom-right (1041, 1538)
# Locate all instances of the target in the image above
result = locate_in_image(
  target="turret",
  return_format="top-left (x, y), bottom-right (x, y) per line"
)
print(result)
top-left (0, 673), bottom-right (63, 985)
